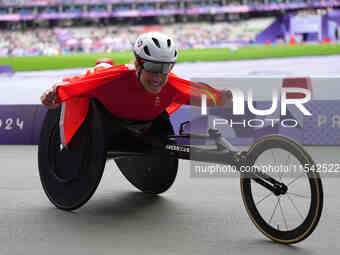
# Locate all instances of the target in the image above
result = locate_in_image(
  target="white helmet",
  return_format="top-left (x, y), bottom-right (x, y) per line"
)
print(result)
top-left (134, 32), bottom-right (178, 63)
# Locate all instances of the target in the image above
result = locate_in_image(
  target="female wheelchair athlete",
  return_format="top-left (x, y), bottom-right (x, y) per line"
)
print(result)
top-left (38, 100), bottom-right (323, 244)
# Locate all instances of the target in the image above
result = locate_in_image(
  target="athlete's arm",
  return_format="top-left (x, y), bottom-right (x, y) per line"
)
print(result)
top-left (169, 74), bottom-right (232, 107)
top-left (195, 81), bottom-right (232, 107)
top-left (41, 61), bottom-right (120, 109)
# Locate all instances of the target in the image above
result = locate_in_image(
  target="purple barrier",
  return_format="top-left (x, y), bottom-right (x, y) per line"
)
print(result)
top-left (172, 100), bottom-right (340, 146)
top-left (0, 65), bottom-right (14, 74)
top-left (0, 105), bottom-right (46, 144)
top-left (303, 100), bottom-right (340, 145)
top-left (31, 106), bottom-right (48, 144)
top-left (171, 102), bottom-right (282, 146)
top-left (1, 101), bottom-right (339, 145)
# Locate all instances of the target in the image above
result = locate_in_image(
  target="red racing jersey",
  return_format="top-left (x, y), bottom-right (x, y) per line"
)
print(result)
top-left (54, 64), bottom-right (223, 147)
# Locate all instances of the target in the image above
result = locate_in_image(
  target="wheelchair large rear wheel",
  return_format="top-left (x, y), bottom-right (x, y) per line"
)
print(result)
top-left (115, 155), bottom-right (178, 194)
top-left (114, 111), bottom-right (178, 194)
top-left (38, 103), bottom-right (106, 211)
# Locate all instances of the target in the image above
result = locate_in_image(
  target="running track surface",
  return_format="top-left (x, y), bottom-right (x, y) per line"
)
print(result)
top-left (0, 145), bottom-right (339, 254)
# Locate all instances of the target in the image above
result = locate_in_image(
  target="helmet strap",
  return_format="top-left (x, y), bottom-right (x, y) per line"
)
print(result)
top-left (136, 58), bottom-right (144, 83)
top-left (137, 69), bottom-right (142, 82)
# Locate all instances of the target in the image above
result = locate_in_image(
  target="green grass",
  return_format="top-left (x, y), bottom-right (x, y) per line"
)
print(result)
top-left (1, 43), bottom-right (340, 72)
top-left (1, 51), bottom-right (135, 71)
top-left (177, 43), bottom-right (340, 62)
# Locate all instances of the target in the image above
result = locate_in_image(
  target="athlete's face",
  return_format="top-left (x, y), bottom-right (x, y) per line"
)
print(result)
top-left (135, 60), bottom-right (171, 94)
top-left (141, 71), bottom-right (168, 94)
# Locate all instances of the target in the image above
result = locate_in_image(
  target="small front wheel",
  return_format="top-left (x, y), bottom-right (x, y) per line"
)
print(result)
top-left (240, 135), bottom-right (323, 244)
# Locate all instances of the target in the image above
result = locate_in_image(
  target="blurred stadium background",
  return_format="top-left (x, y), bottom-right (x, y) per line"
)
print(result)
top-left (0, 0), bottom-right (339, 59)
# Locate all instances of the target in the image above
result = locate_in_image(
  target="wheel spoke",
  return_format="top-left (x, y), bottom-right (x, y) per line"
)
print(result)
top-left (269, 197), bottom-right (280, 225)
top-left (255, 192), bottom-right (274, 206)
top-left (278, 197), bottom-right (289, 230)
top-left (286, 173), bottom-right (305, 187)
top-left (287, 192), bottom-right (311, 199)
top-left (286, 194), bottom-right (305, 221)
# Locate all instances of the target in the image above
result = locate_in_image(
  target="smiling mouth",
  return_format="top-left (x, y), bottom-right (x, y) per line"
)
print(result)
top-left (150, 82), bottom-right (161, 88)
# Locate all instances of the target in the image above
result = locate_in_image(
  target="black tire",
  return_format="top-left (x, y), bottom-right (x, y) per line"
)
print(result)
top-left (114, 111), bottom-right (178, 194)
top-left (240, 135), bottom-right (323, 244)
top-left (115, 155), bottom-right (178, 194)
top-left (38, 102), bottom-right (106, 211)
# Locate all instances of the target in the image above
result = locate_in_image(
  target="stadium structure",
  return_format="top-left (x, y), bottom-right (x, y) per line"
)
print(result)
top-left (0, 0), bottom-right (339, 56)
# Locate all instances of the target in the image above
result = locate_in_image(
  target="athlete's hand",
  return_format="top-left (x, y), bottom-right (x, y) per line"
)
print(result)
top-left (95, 58), bottom-right (114, 66)
top-left (41, 85), bottom-right (59, 109)
top-left (220, 89), bottom-right (233, 106)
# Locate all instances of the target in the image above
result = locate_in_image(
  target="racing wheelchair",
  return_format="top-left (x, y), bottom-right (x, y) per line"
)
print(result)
top-left (38, 100), bottom-right (323, 244)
